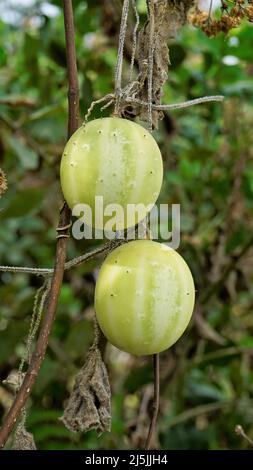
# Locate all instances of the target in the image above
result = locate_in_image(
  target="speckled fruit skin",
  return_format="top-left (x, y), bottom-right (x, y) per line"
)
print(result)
top-left (95, 240), bottom-right (195, 356)
top-left (60, 117), bottom-right (163, 230)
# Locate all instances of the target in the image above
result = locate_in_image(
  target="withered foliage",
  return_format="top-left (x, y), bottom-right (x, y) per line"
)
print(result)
top-left (190, 0), bottom-right (253, 37)
top-left (61, 347), bottom-right (111, 434)
top-left (12, 423), bottom-right (36, 450)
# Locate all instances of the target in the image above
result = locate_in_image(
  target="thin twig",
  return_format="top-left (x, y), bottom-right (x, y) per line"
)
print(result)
top-left (0, 240), bottom-right (122, 276)
top-left (0, 0), bottom-right (79, 449)
top-left (145, 354), bottom-right (160, 450)
top-left (128, 0), bottom-right (140, 83)
top-left (164, 400), bottom-right (232, 430)
top-left (144, 215), bottom-right (159, 450)
top-left (84, 94), bottom-right (114, 122)
top-left (235, 425), bottom-right (253, 448)
top-left (114, 0), bottom-right (130, 98)
top-left (83, 93), bottom-right (224, 124)
top-left (193, 345), bottom-right (253, 366)
top-left (0, 266), bottom-right (53, 276)
top-left (126, 95), bottom-right (224, 110)
top-left (18, 279), bottom-right (50, 378)
top-left (65, 0), bottom-right (79, 137)
top-left (65, 240), bottom-right (122, 270)
top-left (208, 0), bottom-right (214, 23)
top-left (0, 96), bottom-right (36, 107)
top-left (147, 0), bottom-right (155, 130)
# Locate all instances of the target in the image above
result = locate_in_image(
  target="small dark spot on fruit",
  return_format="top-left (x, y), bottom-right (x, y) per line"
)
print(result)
top-left (143, 134), bottom-right (147, 138)
top-left (110, 293), bottom-right (114, 297)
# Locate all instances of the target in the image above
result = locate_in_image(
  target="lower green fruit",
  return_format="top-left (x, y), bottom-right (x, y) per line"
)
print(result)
top-left (95, 240), bottom-right (195, 356)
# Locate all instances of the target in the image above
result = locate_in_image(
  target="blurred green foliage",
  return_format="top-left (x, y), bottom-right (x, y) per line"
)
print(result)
top-left (0, 0), bottom-right (253, 450)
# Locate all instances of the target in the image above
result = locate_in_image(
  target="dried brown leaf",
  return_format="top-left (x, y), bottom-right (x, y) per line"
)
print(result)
top-left (60, 347), bottom-right (111, 434)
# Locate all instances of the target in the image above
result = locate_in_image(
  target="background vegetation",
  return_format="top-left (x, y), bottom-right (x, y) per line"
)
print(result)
top-left (1, 0), bottom-right (253, 450)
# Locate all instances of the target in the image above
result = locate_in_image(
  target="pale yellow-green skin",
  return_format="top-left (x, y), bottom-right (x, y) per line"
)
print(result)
top-left (95, 240), bottom-right (195, 356)
top-left (60, 117), bottom-right (163, 230)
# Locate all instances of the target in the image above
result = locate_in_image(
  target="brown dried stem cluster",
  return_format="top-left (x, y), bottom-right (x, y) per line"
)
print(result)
top-left (121, 0), bottom-right (196, 127)
top-left (190, 0), bottom-right (253, 37)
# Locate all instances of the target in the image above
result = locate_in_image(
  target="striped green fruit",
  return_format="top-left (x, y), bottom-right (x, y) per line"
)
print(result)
top-left (60, 117), bottom-right (163, 230)
top-left (95, 240), bottom-right (195, 356)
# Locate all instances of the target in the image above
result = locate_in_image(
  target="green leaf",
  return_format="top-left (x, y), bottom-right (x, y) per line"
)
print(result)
top-left (0, 188), bottom-right (44, 219)
top-left (6, 135), bottom-right (38, 170)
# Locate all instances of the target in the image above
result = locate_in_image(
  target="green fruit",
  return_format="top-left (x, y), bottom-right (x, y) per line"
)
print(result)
top-left (95, 240), bottom-right (195, 356)
top-left (60, 117), bottom-right (163, 230)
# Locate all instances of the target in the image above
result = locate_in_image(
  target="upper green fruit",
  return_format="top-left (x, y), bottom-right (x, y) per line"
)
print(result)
top-left (95, 240), bottom-right (195, 356)
top-left (60, 117), bottom-right (163, 230)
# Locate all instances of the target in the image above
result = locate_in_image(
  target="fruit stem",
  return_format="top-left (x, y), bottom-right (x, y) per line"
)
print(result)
top-left (145, 353), bottom-right (160, 450)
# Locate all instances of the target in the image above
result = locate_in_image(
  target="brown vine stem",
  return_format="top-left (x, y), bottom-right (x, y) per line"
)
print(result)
top-left (145, 353), bottom-right (160, 450)
top-left (0, 0), bottom-right (79, 449)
